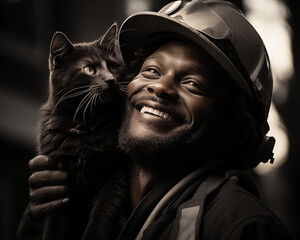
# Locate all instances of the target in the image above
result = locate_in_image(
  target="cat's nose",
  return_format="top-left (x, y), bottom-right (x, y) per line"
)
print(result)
top-left (105, 79), bottom-right (115, 86)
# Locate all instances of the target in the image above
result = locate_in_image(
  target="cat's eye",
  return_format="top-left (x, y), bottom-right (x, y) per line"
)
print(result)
top-left (107, 61), bottom-right (120, 72)
top-left (82, 66), bottom-right (96, 75)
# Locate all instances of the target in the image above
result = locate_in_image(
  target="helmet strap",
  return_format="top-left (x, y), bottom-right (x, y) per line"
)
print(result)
top-left (253, 136), bottom-right (275, 165)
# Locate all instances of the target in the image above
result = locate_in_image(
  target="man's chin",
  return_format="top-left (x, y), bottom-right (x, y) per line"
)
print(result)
top-left (118, 129), bottom-right (184, 157)
top-left (118, 122), bottom-right (194, 175)
top-left (117, 110), bottom-right (218, 174)
top-left (118, 117), bottom-right (191, 155)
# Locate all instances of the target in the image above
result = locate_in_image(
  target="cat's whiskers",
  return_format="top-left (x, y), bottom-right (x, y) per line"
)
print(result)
top-left (106, 36), bottom-right (118, 56)
top-left (117, 81), bottom-right (130, 97)
top-left (118, 81), bottom-right (130, 85)
top-left (53, 86), bottom-right (91, 107)
top-left (83, 92), bottom-right (96, 124)
top-left (53, 88), bottom-right (68, 100)
top-left (73, 90), bottom-right (94, 123)
top-left (50, 86), bottom-right (90, 122)
top-left (118, 84), bottom-right (130, 97)
top-left (80, 89), bottom-right (105, 124)
top-left (91, 92), bottom-right (99, 112)
top-left (99, 92), bottom-right (104, 101)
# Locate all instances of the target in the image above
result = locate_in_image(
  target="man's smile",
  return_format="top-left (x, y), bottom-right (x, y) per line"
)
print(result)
top-left (133, 98), bottom-right (189, 126)
top-left (140, 106), bottom-right (172, 120)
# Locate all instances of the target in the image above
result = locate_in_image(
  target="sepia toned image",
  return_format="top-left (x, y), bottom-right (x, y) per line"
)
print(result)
top-left (0, 0), bottom-right (299, 239)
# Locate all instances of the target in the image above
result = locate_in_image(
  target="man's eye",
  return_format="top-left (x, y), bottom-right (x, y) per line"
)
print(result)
top-left (145, 67), bottom-right (159, 74)
top-left (187, 81), bottom-right (197, 86)
top-left (181, 80), bottom-right (205, 95)
top-left (182, 80), bottom-right (199, 88)
top-left (147, 68), bottom-right (157, 73)
top-left (142, 67), bottom-right (160, 78)
top-left (82, 65), bottom-right (96, 75)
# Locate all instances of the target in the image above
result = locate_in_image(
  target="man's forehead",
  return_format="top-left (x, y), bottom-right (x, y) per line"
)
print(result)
top-left (144, 43), bottom-right (216, 77)
top-left (145, 52), bottom-right (165, 61)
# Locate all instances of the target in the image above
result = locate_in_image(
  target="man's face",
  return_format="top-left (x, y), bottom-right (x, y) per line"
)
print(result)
top-left (119, 40), bottom-right (223, 161)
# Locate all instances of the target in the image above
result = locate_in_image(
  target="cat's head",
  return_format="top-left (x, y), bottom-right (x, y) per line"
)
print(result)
top-left (47, 23), bottom-right (125, 117)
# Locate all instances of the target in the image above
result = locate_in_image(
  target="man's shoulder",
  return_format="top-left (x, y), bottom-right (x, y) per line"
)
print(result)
top-left (200, 176), bottom-right (294, 239)
top-left (206, 177), bottom-right (272, 218)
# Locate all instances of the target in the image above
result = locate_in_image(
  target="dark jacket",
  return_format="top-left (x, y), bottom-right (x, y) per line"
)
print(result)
top-left (117, 171), bottom-right (294, 240)
top-left (17, 170), bottom-right (295, 240)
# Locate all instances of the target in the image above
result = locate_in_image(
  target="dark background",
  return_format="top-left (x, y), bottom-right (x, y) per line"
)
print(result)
top-left (0, 0), bottom-right (299, 239)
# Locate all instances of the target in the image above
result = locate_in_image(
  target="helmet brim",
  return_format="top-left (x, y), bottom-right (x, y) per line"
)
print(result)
top-left (119, 11), bottom-right (252, 98)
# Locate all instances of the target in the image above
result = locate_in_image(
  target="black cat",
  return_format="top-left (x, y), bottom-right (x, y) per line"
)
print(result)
top-left (37, 23), bottom-right (129, 240)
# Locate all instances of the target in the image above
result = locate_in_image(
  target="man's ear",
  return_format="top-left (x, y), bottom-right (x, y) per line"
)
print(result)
top-left (49, 31), bottom-right (74, 69)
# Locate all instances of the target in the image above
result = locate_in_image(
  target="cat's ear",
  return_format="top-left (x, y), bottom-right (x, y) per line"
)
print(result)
top-left (99, 22), bottom-right (118, 47)
top-left (99, 22), bottom-right (123, 60)
top-left (49, 31), bottom-right (74, 68)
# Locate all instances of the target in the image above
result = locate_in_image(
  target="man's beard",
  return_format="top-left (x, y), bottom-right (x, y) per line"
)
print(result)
top-left (118, 115), bottom-right (192, 157)
top-left (118, 108), bottom-right (217, 175)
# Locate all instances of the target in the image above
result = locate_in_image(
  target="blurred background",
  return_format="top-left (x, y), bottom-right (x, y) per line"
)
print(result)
top-left (0, 0), bottom-right (299, 239)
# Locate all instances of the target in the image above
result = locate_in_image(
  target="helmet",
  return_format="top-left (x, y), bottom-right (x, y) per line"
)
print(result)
top-left (119, 0), bottom-right (273, 130)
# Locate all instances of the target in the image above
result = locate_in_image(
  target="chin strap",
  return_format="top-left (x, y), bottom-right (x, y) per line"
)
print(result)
top-left (255, 136), bottom-right (276, 164)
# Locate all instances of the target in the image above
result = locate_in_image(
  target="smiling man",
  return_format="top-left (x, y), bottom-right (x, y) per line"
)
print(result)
top-left (114, 32), bottom-right (291, 240)
top-left (118, 40), bottom-right (223, 177)
top-left (17, 1), bottom-right (295, 240)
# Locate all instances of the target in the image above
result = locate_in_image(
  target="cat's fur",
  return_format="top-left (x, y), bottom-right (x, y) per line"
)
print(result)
top-left (37, 23), bottom-right (129, 240)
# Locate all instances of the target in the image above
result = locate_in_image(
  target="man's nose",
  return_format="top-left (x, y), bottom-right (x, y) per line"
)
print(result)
top-left (146, 75), bottom-right (179, 101)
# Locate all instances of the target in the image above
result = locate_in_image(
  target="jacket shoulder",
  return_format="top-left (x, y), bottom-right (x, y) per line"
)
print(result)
top-left (201, 178), bottom-right (294, 239)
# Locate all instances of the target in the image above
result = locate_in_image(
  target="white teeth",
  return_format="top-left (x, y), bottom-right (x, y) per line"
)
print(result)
top-left (140, 106), bottom-right (147, 113)
top-left (163, 113), bottom-right (170, 119)
top-left (140, 106), bottom-right (172, 120)
top-left (153, 109), bottom-right (160, 116)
